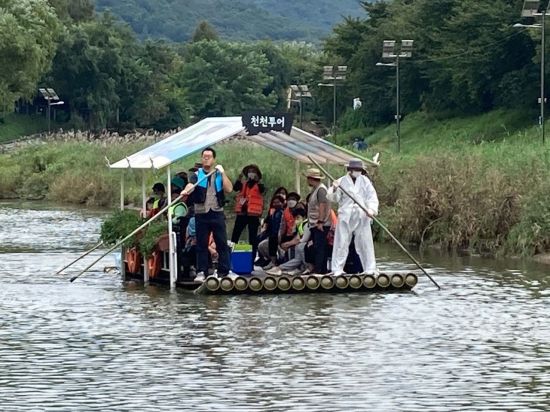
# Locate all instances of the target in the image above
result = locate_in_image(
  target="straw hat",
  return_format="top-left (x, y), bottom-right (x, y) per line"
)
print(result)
top-left (242, 164), bottom-right (262, 180)
top-left (304, 167), bottom-right (324, 180)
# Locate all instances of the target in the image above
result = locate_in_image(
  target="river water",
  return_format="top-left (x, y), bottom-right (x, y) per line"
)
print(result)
top-left (0, 201), bottom-right (548, 411)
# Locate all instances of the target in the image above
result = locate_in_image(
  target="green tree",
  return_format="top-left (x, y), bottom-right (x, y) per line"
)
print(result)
top-left (0, 0), bottom-right (61, 111)
top-left (48, 14), bottom-right (130, 129)
top-left (118, 40), bottom-right (189, 130)
top-left (181, 40), bottom-right (277, 117)
top-left (322, 0), bottom-right (537, 133)
top-left (48, 0), bottom-right (94, 22)
top-left (191, 21), bottom-right (219, 42)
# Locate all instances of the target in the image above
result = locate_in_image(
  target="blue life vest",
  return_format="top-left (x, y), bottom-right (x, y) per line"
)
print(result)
top-left (192, 168), bottom-right (225, 208)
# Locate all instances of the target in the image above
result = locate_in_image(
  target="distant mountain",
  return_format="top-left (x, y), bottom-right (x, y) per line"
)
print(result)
top-left (94, 0), bottom-right (365, 43)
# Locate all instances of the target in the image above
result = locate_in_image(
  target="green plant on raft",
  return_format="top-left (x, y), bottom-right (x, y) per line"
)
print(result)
top-left (100, 209), bottom-right (143, 248)
top-left (139, 220), bottom-right (168, 258)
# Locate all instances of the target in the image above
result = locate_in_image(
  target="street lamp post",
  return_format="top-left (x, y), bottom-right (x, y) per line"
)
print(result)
top-left (288, 85), bottom-right (312, 129)
top-left (376, 40), bottom-right (414, 153)
top-left (39, 87), bottom-right (63, 134)
top-left (319, 65), bottom-right (347, 132)
top-left (515, 0), bottom-right (550, 144)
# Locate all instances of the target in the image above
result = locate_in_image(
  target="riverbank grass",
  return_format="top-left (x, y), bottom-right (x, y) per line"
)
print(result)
top-left (1, 109), bottom-right (550, 257)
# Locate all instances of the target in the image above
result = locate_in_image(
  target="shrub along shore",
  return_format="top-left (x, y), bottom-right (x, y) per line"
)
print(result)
top-left (1, 111), bottom-right (550, 259)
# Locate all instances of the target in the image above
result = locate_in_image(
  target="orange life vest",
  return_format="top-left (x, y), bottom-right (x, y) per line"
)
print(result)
top-left (234, 182), bottom-right (264, 216)
top-left (126, 247), bottom-right (141, 274)
top-left (147, 251), bottom-right (161, 278)
top-left (282, 207), bottom-right (296, 237)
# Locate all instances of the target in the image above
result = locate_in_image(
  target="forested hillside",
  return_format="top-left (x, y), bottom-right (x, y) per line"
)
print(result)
top-left (1, 0), bottom-right (543, 140)
top-left (94, 0), bottom-right (363, 42)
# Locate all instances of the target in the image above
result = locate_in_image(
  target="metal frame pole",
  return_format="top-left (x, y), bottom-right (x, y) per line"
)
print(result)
top-left (167, 166), bottom-right (177, 289)
top-left (47, 100), bottom-right (51, 134)
top-left (333, 80), bottom-right (337, 131)
top-left (120, 173), bottom-right (125, 211)
top-left (299, 96), bottom-right (303, 129)
top-left (142, 170), bottom-right (149, 283)
top-left (120, 173), bottom-right (126, 278)
top-left (542, 11), bottom-right (546, 144)
top-left (295, 159), bottom-right (301, 194)
top-left (396, 56), bottom-right (401, 153)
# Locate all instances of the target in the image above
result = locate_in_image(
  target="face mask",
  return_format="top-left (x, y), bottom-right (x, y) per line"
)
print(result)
top-left (288, 200), bottom-right (297, 208)
top-left (247, 172), bottom-right (257, 180)
top-left (351, 171), bottom-right (362, 178)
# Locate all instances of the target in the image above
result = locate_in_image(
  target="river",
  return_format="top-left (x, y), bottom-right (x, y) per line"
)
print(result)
top-left (0, 201), bottom-right (548, 411)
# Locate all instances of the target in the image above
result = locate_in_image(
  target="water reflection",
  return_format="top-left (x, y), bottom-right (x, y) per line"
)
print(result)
top-left (0, 202), bottom-right (548, 411)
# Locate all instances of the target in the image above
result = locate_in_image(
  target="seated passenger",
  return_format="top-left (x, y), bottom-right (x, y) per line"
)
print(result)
top-left (279, 192), bottom-right (301, 245)
top-left (257, 195), bottom-right (285, 270)
top-left (266, 206), bottom-right (309, 276)
top-left (144, 183), bottom-right (167, 218)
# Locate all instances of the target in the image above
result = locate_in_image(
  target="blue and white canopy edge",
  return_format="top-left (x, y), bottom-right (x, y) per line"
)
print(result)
top-left (109, 116), bottom-right (379, 170)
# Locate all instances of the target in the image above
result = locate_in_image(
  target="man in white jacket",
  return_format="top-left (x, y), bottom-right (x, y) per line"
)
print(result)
top-left (327, 159), bottom-right (379, 275)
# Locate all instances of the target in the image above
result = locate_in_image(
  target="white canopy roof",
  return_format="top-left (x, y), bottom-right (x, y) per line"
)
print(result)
top-left (110, 116), bottom-right (378, 170)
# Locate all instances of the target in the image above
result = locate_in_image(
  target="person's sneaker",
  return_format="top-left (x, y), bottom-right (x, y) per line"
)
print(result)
top-left (362, 269), bottom-right (379, 276)
top-left (301, 268), bottom-right (312, 275)
top-left (266, 266), bottom-right (283, 276)
top-left (287, 268), bottom-right (302, 276)
top-left (194, 272), bottom-right (206, 282)
top-left (263, 262), bottom-right (275, 270)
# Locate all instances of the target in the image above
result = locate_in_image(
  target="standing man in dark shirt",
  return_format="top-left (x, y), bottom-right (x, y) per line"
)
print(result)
top-left (231, 164), bottom-right (265, 262)
top-left (181, 147), bottom-right (233, 281)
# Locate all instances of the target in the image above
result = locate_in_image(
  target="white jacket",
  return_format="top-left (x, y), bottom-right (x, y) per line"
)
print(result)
top-left (327, 174), bottom-right (379, 223)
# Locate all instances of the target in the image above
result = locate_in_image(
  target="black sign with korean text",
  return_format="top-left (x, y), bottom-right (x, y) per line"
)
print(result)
top-left (242, 112), bottom-right (294, 135)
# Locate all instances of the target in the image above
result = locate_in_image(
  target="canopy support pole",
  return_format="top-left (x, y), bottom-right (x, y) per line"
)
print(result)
top-left (120, 173), bottom-right (125, 211)
top-left (167, 166), bottom-right (177, 289)
top-left (120, 172), bottom-right (126, 279)
top-left (142, 170), bottom-right (149, 284)
top-left (295, 159), bottom-right (301, 194)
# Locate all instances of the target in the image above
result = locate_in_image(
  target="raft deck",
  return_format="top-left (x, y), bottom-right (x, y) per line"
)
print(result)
top-left (194, 272), bottom-right (418, 295)
top-left (122, 254), bottom-right (419, 294)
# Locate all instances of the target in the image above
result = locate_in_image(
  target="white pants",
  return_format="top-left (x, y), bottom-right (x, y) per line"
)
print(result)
top-left (331, 212), bottom-right (376, 275)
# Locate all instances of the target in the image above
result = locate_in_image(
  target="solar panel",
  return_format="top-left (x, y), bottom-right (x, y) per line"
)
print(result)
top-left (289, 85), bottom-right (312, 99)
top-left (38, 87), bottom-right (60, 101)
top-left (522, 0), bottom-right (542, 17)
top-left (382, 40), bottom-right (396, 59)
top-left (400, 40), bottom-right (414, 58)
top-left (46, 88), bottom-right (59, 100)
